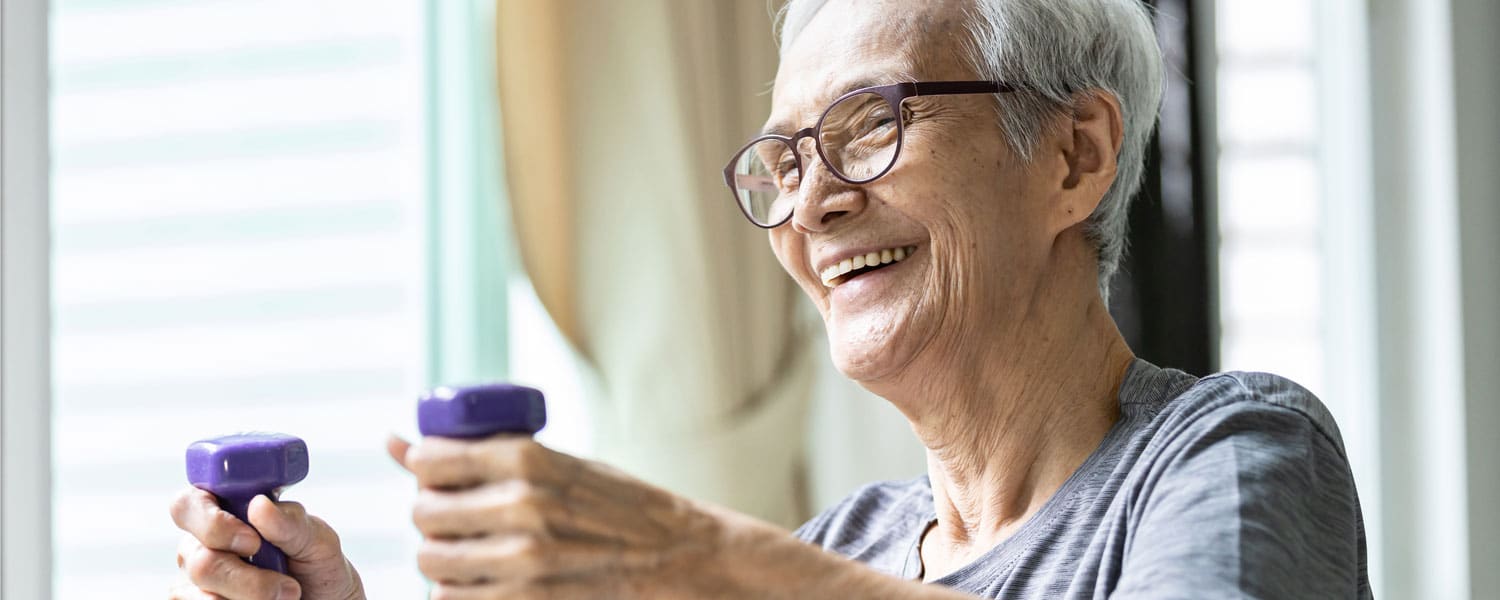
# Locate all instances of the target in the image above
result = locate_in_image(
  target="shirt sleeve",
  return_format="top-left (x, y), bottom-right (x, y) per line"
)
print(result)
top-left (1111, 395), bottom-right (1370, 599)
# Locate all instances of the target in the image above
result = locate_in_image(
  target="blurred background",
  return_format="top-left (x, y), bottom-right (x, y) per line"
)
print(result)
top-left (1, 0), bottom-right (1494, 598)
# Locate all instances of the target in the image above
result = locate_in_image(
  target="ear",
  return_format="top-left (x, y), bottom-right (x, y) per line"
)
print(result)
top-left (1049, 91), bottom-right (1124, 235)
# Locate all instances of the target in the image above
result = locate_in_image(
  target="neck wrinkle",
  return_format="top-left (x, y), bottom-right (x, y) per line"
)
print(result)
top-left (880, 242), bottom-right (1135, 562)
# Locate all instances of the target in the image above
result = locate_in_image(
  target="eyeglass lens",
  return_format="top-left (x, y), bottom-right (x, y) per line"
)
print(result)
top-left (732, 91), bottom-right (902, 226)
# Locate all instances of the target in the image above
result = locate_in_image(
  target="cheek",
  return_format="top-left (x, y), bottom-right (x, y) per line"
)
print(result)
top-left (767, 231), bottom-right (793, 273)
top-left (767, 230), bottom-right (825, 301)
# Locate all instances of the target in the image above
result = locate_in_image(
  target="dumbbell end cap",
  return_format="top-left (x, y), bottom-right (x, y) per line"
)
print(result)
top-left (418, 384), bottom-right (546, 438)
top-left (186, 433), bottom-right (309, 498)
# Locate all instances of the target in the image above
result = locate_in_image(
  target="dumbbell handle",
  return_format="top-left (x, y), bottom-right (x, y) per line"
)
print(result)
top-left (218, 493), bottom-right (291, 573)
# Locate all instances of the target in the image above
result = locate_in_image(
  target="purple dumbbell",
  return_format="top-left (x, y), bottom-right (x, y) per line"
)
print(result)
top-left (418, 383), bottom-right (547, 438)
top-left (185, 433), bottom-right (309, 574)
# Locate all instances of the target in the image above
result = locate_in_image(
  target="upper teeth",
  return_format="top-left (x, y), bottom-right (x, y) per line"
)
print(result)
top-left (820, 246), bottom-right (917, 287)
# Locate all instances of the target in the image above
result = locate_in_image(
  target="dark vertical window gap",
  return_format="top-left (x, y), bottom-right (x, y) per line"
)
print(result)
top-left (1109, 0), bottom-right (1219, 375)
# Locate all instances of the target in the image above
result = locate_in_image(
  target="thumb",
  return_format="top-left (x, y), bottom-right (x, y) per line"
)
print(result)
top-left (246, 495), bottom-right (342, 564)
top-left (387, 433), bottom-right (414, 474)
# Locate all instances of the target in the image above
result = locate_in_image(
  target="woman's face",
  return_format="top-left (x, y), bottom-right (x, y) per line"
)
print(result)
top-left (766, 0), bottom-right (1062, 384)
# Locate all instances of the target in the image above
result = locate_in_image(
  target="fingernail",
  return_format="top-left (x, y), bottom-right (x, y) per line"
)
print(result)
top-left (278, 581), bottom-right (300, 600)
top-left (230, 532), bottom-right (258, 556)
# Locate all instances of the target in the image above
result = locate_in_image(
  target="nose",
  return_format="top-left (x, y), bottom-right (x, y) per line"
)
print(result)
top-left (790, 153), bottom-right (867, 234)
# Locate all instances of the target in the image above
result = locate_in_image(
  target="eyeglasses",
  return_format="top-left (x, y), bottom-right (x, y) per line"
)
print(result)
top-left (723, 80), bottom-right (1015, 228)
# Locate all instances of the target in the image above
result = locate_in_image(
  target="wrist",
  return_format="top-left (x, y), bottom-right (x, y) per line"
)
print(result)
top-left (699, 506), bottom-right (973, 600)
top-left (698, 506), bottom-right (852, 600)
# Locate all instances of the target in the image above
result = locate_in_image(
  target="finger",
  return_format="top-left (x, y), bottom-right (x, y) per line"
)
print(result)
top-left (418, 533), bottom-right (664, 586)
top-left (170, 486), bottom-right (261, 556)
top-left (405, 436), bottom-right (553, 490)
top-left (182, 542), bottom-right (301, 600)
top-left (412, 480), bottom-right (550, 539)
top-left (418, 534), bottom-right (550, 585)
top-left (387, 434), bottom-right (414, 474)
top-left (247, 495), bottom-right (346, 564)
top-left (429, 582), bottom-right (515, 600)
top-left (177, 533), bottom-right (204, 570)
top-left (430, 580), bottom-right (602, 600)
top-left (168, 578), bottom-right (224, 600)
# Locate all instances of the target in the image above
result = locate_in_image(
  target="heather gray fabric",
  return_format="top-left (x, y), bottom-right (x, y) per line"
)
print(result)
top-left (796, 359), bottom-right (1371, 599)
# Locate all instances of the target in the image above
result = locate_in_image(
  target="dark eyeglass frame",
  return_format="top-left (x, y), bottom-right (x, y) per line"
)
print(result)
top-left (723, 80), bottom-right (1017, 229)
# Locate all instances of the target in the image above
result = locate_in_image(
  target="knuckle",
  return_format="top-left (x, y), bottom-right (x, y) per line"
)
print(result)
top-left (177, 532), bottom-right (202, 558)
top-left (209, 508), bottom-right (241, 530)
top-left (465, 441), bottom-right (499, 476)
top-left (430, 586), bottom-right (487, 600)
top-left (309, 514), bottom-right (343, 551)
top-left (277, 500), bottom-right (307, 521)
top-left (496, 484), bottom-right (548, 531)
top-left (196, 513), bottom-right (243, 550)
top-left (168, 489), bottom-right (195, 523)
top-left (406, 445), bottom-right (441, 479)
top-left (416, 541), bottom-right (448, 580)
top-left (167, 580), bottom-right (200, 600)
top-left (478, 439), bottom-right (519, 477)
top-left (411, 491), bottom-right (444, 533)
top-left (183, 547), bottom-right (226, 584)
top-left (513, 439), bottom-right (547, 478)
top-left (505, 533), bottom-right (549, 577)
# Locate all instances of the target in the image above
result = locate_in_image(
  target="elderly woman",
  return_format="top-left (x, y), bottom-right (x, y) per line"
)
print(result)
top-left (170, 0), bottom-right (1370, 598)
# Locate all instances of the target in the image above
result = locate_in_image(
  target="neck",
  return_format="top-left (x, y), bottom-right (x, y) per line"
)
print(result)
top-left (869, 249), bottom-right (1135, 563)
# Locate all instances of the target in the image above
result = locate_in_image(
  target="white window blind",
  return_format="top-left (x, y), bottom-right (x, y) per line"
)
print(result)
top-left (51, 0), bottom-right (430, 595)
top-left (1214, 0), bottom-right (1324, 394)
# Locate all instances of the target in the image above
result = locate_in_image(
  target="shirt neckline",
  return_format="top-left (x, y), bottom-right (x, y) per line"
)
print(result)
top-left (900, 357), bottom-right (1165, 584)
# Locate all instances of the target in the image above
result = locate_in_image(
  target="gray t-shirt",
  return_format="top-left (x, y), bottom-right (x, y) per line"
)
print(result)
top-left (795, 359), bottom-right (1371, 598)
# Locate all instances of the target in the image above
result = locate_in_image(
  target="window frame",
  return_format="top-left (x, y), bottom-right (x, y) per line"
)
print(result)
top-left (1, 0), bottom-right (55, 595)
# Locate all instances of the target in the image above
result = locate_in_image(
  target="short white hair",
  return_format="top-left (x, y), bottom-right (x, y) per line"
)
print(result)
top-left (777, 0), bottom-right (1165, 301)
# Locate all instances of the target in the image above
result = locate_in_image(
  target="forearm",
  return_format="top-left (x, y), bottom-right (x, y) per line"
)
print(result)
top-left (710, 509), bottom-right (972, 600)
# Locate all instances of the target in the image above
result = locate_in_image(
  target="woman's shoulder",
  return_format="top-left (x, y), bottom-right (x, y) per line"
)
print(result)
top-left (1150, 368), bottom-right (1349, 456)
top-left (1112, 367), bottom-right (1370, 597)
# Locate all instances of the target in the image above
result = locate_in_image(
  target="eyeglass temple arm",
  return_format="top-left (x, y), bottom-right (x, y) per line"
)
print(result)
top-left (911, 81), bottom-right (1013, 96)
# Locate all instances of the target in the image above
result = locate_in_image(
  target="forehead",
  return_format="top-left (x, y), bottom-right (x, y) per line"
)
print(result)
top-left (767, 0), bottom-right (971, 132)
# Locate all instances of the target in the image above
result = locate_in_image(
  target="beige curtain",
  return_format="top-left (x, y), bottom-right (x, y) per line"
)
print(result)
top-left (496, 0), bottom-right (817, 527)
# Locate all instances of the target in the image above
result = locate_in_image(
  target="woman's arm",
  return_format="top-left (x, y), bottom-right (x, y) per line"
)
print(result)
top-left (1111, 400), bottom-right (1368, 599)
top-left (389, 435), bottom-right (972, 600)
top-left (712, 507), bottom-right (975, 600)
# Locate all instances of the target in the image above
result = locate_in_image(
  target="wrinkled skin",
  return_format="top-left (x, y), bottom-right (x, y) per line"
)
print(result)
top-left (166, 0), bottom-right (1129, 595)
top-left (384, 434), bottom-right (745, 600)
top-left (168, 488), bottom-right (364, 600)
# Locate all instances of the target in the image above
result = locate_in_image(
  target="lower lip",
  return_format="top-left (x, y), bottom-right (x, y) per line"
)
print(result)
top-left (829, 252), bottom-right (916, 307)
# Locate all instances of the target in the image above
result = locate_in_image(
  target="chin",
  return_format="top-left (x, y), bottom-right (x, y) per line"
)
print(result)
top-left (825, 312), bottom-right (916, 384)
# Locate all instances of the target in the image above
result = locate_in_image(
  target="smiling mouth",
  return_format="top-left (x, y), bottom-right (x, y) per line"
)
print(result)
top-left (820, 245), bottom-right (918, 288)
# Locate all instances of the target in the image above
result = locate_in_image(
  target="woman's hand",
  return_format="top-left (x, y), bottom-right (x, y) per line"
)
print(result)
top-left (388, 434), bottom-right (752, 599)
top-left (388, 434), bottom-right (979, 600)
top-left (168, 487), bottom-right (366, 600)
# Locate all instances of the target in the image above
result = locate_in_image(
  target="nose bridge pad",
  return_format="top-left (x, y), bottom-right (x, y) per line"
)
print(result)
top-left (795, 136), bottom-right (820, 171)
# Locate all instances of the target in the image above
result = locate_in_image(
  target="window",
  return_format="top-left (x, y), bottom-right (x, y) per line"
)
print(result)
top-left (45, 0), bottom-right (560, 594)
top-left (1214, 0), bottom-right (1323, 393)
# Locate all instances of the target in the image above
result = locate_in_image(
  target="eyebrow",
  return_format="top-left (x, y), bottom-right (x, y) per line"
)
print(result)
top-left (759, 75), bottom-right (901, 137)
